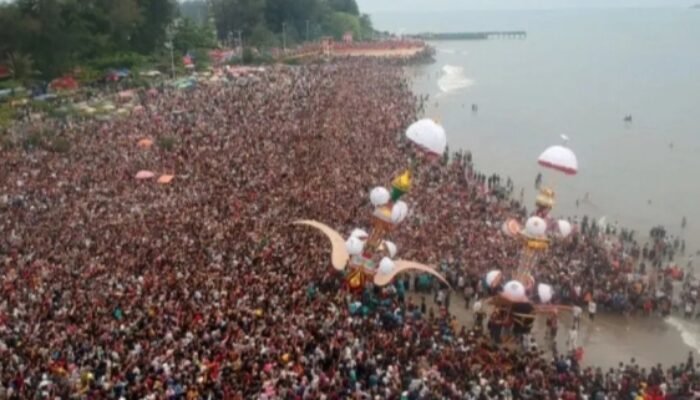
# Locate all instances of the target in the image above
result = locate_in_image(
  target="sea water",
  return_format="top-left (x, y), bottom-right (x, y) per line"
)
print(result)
top-left (375, 8), bottom-right (700, 256)
top-left (373, 7), bottom-right (700, 363)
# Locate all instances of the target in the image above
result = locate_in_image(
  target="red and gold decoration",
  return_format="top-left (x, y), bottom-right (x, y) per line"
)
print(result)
top-left (486, 141), bottom-right (579, 334)
top-left (295, 119), bottom-right (450, 293)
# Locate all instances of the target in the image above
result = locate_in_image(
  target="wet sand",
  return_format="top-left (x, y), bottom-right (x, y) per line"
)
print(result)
top-left (409, 292), bottom-right (699, 370)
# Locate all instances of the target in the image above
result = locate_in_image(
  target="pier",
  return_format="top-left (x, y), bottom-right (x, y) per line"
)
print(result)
top-left (409, 31), bottom-right (527, 40)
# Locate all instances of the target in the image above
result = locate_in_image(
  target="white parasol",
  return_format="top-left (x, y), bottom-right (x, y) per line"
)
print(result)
top-left (381, 241), bottom-right (398, 258)
top-left (405, 119), bottom-right (447, 156)
top-left (378, 257), bottom-right (396, 275)
top-left (485, 270), bottom-right (503, 288)
top-left (390, 201), bottom-right (409, 224)
top-left (537, 283), bottom-right (554, 303)
top-left (523, 216), bottom-right (547, 239)
top-left (538, 145), bottom-right (578, 175)
top-left (369, 186), bottom-right (390, 206)
top-left (502, 280), bottom-right (528, 302)
top-left (557, 219), bottom-right (573, 238)
top-left (345, 236), bottom-right (365, 256)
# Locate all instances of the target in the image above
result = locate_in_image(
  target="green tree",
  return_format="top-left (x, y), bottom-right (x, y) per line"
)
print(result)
top-left (174, 17), bottom-right (216, 53)
top-left (323, 11), bottom-right (361, 40)
top-left (180, 0), bottom-right (209, 25)
top-left (131, 0), bottom-right (177, 54)
top-left (359, 13), bottom-right (373, 40)
top-left (327, 0), bottom-right (358, 16)
top-left (15, 0), bottom-right (73, 77)
top-left (209, 0), bottom-right (266, 42)
top-left (0, 4), bottom-right (24, 56)
top-left (7, 52), bottom-right (37, 84)
top-left (264, 0), bottom-right (325, 39)
top-left (107, 0), bottom-right (144, 50)
top-left (249, 23), bottom-right (279, 48)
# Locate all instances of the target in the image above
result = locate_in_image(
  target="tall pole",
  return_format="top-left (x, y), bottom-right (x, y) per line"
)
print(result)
top-left (282, 22), bottom-right (287, 53)
top-left (237, 30), bottom-right (243, 54)
top-left (170, 45), bottom-right (175, 78)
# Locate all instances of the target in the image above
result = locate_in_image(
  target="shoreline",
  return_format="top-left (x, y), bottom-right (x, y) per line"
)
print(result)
top-left (402, 59), bottom-right (700, 368)
top-left (409, 291), bottom-right (698, 370)
top-left (2, 57), bottom-right (699, 397)
top-left (334, 46), bottom-right (427, 58)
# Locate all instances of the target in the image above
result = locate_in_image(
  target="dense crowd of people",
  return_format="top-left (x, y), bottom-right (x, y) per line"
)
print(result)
top-left (1, 58), bottom-right (699, 398)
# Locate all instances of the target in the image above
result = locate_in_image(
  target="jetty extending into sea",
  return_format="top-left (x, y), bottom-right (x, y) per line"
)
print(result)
top-left (408, 31), bottom-right (527, 40)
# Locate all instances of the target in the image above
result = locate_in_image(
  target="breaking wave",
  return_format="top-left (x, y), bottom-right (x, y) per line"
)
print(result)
top-left (666, 316), bottom-right (700, 354)
top-left (437, 64), bottom-right (474, 94)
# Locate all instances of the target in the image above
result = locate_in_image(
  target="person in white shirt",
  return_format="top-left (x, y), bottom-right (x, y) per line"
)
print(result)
top-left (567, 325), bottom-right (578, 352)
top-left (573, 305), bottom-right (582, 328)
top-left (588, 300), bottom-right (597, 320)
top-left (473, 300), bottom-right (484, 330)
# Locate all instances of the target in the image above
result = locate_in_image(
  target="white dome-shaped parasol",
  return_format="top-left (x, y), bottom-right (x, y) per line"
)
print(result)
top-left (538, 145), bottom-right (578, 175)
top-left (485, 270), bottom-right (503, 288)
top-left (390, 201), bottom-right (409, 224)
top-left (502, 280), bottom-right (528, 302)
top-left (557, 219), bottom-right (573, 238)
top-left (350, 228), bottom-right (369, 239)
top-left (501, 218), bottom-right (522, 237)
top-left (537, 283), bottom-right (554, 303)
top-left (345, 236), bottom-right (365, 256)
top-left (523, 216), bottom-right (547, 239)
top-left (369, 186), bottom-right (390, 206)
top-left (378, 257), bottom-right (396, 275)
top-left (381, 241), bottom-right (398, 258)
top-left (405, 119), bottom-right (447, 156)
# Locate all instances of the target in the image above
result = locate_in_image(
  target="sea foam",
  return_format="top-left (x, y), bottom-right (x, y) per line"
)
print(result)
top-left (437, 65), bottom-right (474, 94)
top-left (666, 316), bottom-right (700, 354)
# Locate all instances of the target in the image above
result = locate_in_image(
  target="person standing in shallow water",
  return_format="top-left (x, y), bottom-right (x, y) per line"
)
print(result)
top-left (535, 173), bottom-right (542, 189)
top-left (589, 300), bottom-right (597, 320)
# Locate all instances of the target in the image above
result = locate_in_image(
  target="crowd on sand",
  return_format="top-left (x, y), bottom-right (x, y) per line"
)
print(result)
top-left (1, 57), bottom-right (699, 399)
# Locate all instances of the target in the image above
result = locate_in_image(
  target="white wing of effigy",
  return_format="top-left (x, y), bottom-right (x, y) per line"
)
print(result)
top-left (293, 220), bottom-right (349, 271)
top-left (374, 259), bottom-right (451, 288)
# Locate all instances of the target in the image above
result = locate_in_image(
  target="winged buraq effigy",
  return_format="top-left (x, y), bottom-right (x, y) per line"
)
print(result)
top-left (488, 140), bottom-right (579, 336)
top-left (295, 119), bottom-right (450, 297)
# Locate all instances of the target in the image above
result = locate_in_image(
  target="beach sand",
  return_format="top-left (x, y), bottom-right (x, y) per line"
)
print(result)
top-left (335, 46), bottom-right (426, 58)
top-left (410, 292), bottom-right (698, 370)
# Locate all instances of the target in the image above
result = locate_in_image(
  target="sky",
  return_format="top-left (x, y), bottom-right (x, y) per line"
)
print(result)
top-left (356, 0), bottom-right (695, 13)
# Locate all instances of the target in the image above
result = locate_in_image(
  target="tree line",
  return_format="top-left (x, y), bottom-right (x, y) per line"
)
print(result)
top-left (0, 0), bottom-right (372, 81)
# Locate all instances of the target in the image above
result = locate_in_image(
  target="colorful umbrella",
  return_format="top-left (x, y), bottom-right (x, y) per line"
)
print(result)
top-left (157, 175), bottom-right (174, 184)
top-left (137, 138), bottom-right (154, 149)
top-left (135, 170), bottom-right (155, 179)
top-left (501, 218), bottom-right (522, 237)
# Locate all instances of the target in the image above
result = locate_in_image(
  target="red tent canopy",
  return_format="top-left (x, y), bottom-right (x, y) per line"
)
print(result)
top-left (0, 64), bottom-right (10, 79)
top-left (49, 76), bottom-right (79, 91)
